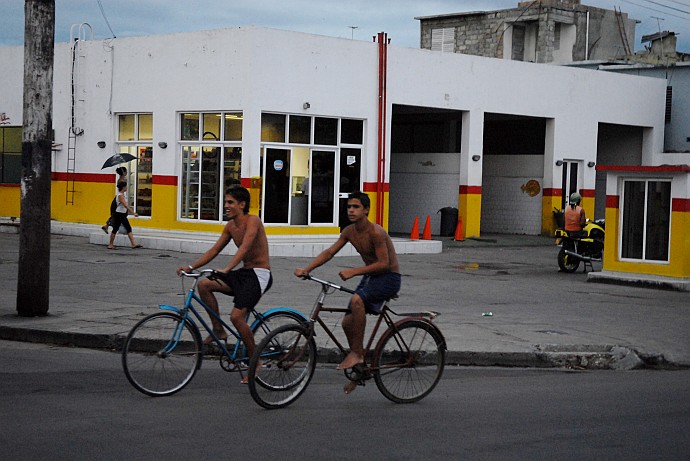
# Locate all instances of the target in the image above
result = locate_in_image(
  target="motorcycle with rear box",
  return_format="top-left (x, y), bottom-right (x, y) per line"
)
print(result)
top-left (554, 217), bottom-right (605, 273)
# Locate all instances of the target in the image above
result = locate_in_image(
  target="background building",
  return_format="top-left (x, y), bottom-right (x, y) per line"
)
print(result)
top-left (417, 0), bottom-right (636, 64)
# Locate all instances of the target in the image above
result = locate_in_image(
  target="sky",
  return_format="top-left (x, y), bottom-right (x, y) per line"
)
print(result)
top-left (1, 0), bottom-right (688, 53)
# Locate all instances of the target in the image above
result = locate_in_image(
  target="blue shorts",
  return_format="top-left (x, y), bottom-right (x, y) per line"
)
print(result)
top-left (348, 272), bottom-right (401, 315)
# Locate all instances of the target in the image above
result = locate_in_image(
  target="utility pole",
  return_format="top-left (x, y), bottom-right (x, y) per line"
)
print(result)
top-left (17, 0), bottom-right (55, 317)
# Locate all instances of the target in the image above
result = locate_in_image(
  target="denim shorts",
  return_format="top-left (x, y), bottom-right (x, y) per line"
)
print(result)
top-left (348, 272), bottom-right (401, 315)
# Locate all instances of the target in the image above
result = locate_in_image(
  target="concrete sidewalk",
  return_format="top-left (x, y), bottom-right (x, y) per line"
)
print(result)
top-left (0, 228), bottom-right (688, 370)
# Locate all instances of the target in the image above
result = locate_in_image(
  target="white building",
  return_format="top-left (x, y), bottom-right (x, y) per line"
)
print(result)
top-left (0, 26), bottom-right (669, 239)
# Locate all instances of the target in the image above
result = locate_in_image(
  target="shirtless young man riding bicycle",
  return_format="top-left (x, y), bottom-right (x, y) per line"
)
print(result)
top-left (294, 191), bottom-right (401, 383)
top-left (176, 185), bottom-right (272, 383)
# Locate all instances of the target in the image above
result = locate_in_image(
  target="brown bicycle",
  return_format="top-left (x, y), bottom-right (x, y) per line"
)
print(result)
top-left (247, 274), bottom-right (446, 409)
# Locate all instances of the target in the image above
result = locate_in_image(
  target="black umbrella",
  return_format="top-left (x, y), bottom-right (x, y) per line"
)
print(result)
top-left (101, 153), bottom-right (137, 169)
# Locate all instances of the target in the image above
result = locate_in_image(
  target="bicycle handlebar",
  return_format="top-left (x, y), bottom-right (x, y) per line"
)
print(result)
top-left (180, 268), bottom-right (217, 279)
top-left (301, 274), bottom-right (356, 295)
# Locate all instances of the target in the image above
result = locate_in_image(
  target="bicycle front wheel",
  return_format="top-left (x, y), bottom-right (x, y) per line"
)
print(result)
top-left (122, 312), bottom-right (202, 396)
top-left (251, 309), bottom-right (307, 350)
top-left (248, 324), bottom-right (317, 409)
top-left (373, 319), bottom-right (446, 404)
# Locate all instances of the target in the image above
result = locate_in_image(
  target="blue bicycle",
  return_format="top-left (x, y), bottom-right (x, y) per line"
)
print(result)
top-left (122, 269), bottom-right (306, 396)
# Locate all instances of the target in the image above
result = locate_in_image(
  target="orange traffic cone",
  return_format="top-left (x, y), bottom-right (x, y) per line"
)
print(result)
top-left (454, 217), bottom-right (464, 241)
top-left (410, 216), bottom-right (420, 240)
top-left (422, 215), bottom-right (432, 240)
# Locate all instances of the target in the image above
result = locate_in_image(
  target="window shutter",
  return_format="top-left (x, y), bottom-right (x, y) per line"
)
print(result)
top-left (665, 86), bottom-right (672, 123)
top-left (431, 28), bottom-right (454, 53)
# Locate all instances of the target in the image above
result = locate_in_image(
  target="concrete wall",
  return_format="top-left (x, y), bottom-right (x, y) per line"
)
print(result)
top-left (605, 62), bottom-right (690, 155)
top-left (481, 155), bottom-right (544, 234)
top-left (389, 152), bottom-right (460, 234)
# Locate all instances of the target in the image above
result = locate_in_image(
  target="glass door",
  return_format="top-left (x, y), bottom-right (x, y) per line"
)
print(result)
top-left (200, 146), bottom-right (221, 220)
top-left (309, 150), bottom-right (336, 224)
top-left (338, 148), bottom-right (361, 228)
top-left (135, 146), bottom-right (153, 217)
top-left (561, 160), bottom-right (581, 210)
top-left (263, 148), bottom-right (291, 224)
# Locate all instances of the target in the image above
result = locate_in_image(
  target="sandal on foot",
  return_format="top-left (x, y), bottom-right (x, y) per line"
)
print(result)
top-left (101, 226), bottom-right (108, 234)
top-left (132, 244), bottom-right (143, 249)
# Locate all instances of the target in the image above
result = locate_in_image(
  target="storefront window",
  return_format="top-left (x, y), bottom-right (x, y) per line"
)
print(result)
top-left (621, 179), bottom-right (671, 262)
top-left (0, 126), bottom-right (22, 184)
top-left (261, 113), bottom-right (286, 142)
top-left (314, 117), bottom-right (338, 145)
top-left (117, 114), bottom-right (153, 217)
top-left (203, 113), bottom-right (221, 140)
top-left (260, 113), bottom-right (364, 226)
top-left (289, 115), bottom-right (311, 144)
top-left (138, 114), bottom-right (153, 140)
top-left (179, 112), bottom-right (243, 222)
top-left (341, 119), bottom-right (363, 144)
top-left (224, 113), bottom-right (243, 141)
top-left (181, 113), bottom-right (200, 140)
top-left (181, 146), bottom-right (200, 219)
top-left (118, 115), bottom-right (136, 141)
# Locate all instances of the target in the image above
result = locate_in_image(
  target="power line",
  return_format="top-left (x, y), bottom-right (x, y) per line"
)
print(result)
top-left (618, 0), bottom-right (690, 21)
top-left (638, 0), bottom-right (690, 15)
top-left (663, 0), bottom-right (690, 8)
top-left (96, 0), bottom-right (117, 38)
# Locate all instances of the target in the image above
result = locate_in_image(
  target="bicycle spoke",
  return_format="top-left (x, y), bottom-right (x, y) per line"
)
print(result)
top-left (373, 320), bottom-right (445, 403)
top-left (122, 313), bottom-right (202, 396)
top-left (248, 324), bottom-right (316, 409)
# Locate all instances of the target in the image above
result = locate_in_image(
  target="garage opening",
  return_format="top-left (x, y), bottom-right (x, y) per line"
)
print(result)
top-left (389, 105), bottom-right (463, 235)
top-left (481, 113), bottom-right (546, 235)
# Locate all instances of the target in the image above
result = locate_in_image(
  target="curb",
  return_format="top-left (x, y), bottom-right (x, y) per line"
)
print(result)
top-left (2, 326), bottom-right (684, 371)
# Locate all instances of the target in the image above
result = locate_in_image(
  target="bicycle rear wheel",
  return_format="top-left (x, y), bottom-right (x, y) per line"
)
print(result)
top-left (122, 312), bottom-right (202, 396)
top-left (373, 319), bottom-right (445, 403)
top-left (248, 324), bottom-right (316, 409)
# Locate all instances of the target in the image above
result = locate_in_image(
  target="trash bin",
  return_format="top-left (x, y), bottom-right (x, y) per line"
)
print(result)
top-left (437, 207), bottom-right (458, 236)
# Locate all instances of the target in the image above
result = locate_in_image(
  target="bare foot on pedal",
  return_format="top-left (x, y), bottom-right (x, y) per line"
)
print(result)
top-left (343, 381), bottom-right (358, 394)
top-left (337, 352), bottom-right (364, 370)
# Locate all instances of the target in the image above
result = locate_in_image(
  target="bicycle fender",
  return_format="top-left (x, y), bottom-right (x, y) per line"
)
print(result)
top-left (383, 317), bottom-right (447, 351)
top-left (158, 304), bottom-right (182, 315)
top-left (262, 307), bottom-right (309, 322)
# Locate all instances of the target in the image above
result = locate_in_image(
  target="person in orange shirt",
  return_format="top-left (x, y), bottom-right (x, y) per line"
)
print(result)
top-left (564, 192), bottom-right (586, 233)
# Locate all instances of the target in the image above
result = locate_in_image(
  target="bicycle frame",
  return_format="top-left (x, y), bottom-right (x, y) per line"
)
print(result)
top-left (159, 270), bottom-right (304, 363)
top-left (304, 275), bottom-right (437, 371)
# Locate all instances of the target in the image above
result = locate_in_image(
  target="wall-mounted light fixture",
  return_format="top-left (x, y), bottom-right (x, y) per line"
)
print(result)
top-left (303, 102), bottom-right (310, 110)
top-left (472, 155), bottom-right (481, 161)
top-left (158, 142), bottom-right (168, 149)
top-left (555, 160), bottom-right (563, 166)
top-left (587, 161), bottom-right (596, 168)
top-left (97, 141), bottom-right (106, 148)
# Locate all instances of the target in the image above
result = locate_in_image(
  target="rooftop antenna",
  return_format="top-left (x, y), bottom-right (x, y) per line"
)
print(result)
top-left (348, 26), bottom-right (359, 40)
top-left (651, 16), bottom-right (668, 77)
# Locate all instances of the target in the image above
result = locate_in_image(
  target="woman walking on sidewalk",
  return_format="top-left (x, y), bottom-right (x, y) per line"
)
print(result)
top-left (101, 167), bottom-right (128, 234)
top-left (108, 181), bottom-right (142, 249)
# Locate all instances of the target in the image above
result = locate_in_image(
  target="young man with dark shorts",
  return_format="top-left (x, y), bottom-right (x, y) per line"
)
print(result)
top-left (294, 191), bottom-right (401, 393)
top-left (176, 185), bottom-right (272, 383)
